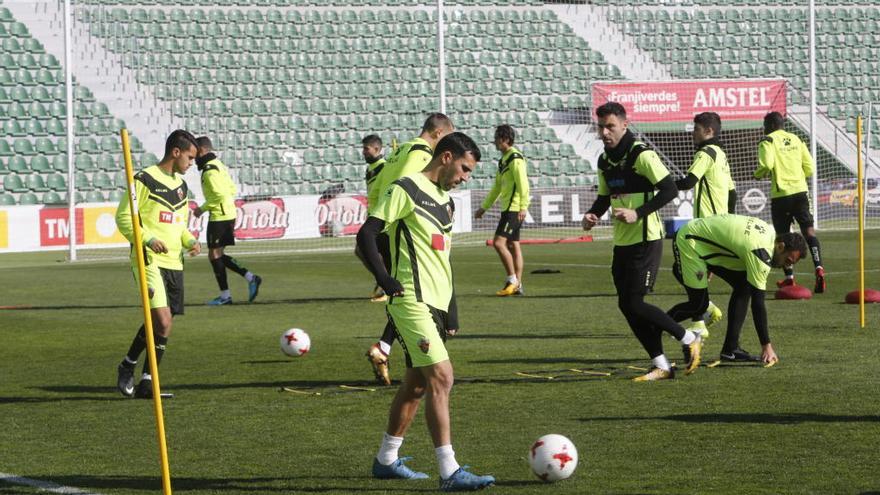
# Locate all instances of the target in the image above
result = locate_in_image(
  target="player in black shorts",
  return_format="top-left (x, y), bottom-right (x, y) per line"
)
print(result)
top-left (755, 112), bottom-right (825, 293)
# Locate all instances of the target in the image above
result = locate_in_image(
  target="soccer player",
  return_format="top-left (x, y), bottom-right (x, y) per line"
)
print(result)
top-left (474, 124), bottom-right (531, 296)
top-left (357, 132), bottom-right (495, 491)
top-left (755, 111), bottom-right (826, 293)
top-left (192, 136), bottom-right (262, 306)
top-left (115, 130), bottom-right (201, 398)
top-left (673, 112), bottom-right (734, 337)
top-left (364, 113), bottom-right (455, 386)
top-left (582, 102), bottom-right (702, 382)
top-left (668, 214), bottom-right (807, 364)
top-left (358, 134), bottom-right (389, 303)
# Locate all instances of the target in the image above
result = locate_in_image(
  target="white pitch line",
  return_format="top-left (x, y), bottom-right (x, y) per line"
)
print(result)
top-left (0, 472), bottom-right (104, 495)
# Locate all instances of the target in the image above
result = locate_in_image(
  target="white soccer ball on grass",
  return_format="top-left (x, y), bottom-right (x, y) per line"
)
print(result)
top-left (280, 328), bottom-right (311, 357)
top-left (529, 434), bottom-right (578, 482)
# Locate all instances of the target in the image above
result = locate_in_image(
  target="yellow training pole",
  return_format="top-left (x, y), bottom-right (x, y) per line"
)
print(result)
top-left (121, 129), bottom-right (174, 495)
top-left (856, 116), bottom-right (865, 328)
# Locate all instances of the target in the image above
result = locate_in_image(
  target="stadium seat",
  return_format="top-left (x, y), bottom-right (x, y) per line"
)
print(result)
top-left (85, 190), bottom-right (105, 203)
top-left (18, 192), bottom-right (39, 205)
top-left (4, 174), bottom-right (27, 192)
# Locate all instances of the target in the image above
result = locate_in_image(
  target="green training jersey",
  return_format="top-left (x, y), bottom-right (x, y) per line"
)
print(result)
top-left (372, 173), bottom-right (455, 312)
top-left (689, 142), bottom-right (732, 218)
top-left (680, 214), bottom-right (776, 290)
top-left (364, 156), bottom-right (387, 210)
top-left (481, 146), bottom-right (530, 212)
top-left (198, 156), bottom-right (237, 221)
top-left (115, 164), bottom-right (197, 270)
top-left (597, 141), bottom-right (670, 246)
top-left (755, 129), bottom-right (813, 199)
top-left (370, 137), bottom-right (433, 213)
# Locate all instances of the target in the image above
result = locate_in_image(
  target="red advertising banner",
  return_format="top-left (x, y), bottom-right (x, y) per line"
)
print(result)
top-left (591, 79), bottom-right (787, 123)
top-left (39, 207), bottom-right (84, 246)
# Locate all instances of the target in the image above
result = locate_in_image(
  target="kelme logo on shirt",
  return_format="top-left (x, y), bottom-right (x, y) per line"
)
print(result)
top-left (159, 211), bottom-right (173, 224)
top-left (418, 338), bottom-right (430, 353)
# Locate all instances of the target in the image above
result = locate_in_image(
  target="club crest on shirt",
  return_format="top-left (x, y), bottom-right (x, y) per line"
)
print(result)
top-left (696, 271), bottom-right (705, 281)
top-left (418, 338), bottom-right (430, 353)
top-left (446, 204), bottom-right (454, 221)
top-left (177, 187), bottom-right (185, 201)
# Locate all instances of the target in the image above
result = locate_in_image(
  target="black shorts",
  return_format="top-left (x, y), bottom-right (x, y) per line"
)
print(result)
top-left (159, 267), bottom-right (185, 315)
top-left (612, 240), bottom-right (663, 297)
top-left (207, 219), bottom-right (236, 248)
top-left (494, 211), bottom-right (523, 241)
top-left (771, 192), bottom-right (813, 234)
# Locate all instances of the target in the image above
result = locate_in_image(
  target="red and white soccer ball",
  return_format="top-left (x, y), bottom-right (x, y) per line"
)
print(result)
top-left (280, 328), bottom-right (310, 357)
top-left (529, 434), bottom-right (578, 482)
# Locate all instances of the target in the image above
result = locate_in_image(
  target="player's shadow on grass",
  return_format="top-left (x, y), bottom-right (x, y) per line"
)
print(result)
top-left (0, 395), bottom-right (118, 404)
top-left (473, 356), bottom-right (643, 365)
top-left (582, 413), bottom-right (880, 425)
top-left (453, 332), bottom-right (628, 340)
top-left (12, 475), bottom-right (437, 493)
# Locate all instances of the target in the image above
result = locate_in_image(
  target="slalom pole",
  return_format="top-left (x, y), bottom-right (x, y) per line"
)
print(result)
top-left (856, 117), bottom-right (865, 329)
top-left (121, 128), bottom-right (174, 494)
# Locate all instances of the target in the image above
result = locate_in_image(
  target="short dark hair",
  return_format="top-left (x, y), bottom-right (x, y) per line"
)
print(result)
top-left (694, 112), bottom-right (721, 136)
top-left (164, 129), bottom-right (197, 157)
top-left (494, 124), bottom-right (515, 145)
top-left (195, 136), bottom-right (213, 150)
top-left (777, 231), bottom-right (807, 261)
top-left (764, 111), bottom-right (785, 133)
top-left (434, 131), bottom-right (481, 163)
top-left (596, 101), bottom-right (627, 120)
top-left (421, 113), bottom-right (453, 134)
top-left (361, 134), bottom-right (382, 147)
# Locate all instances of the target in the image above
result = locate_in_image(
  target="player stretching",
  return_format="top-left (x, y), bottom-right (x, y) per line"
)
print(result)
top-left (357, 132), bottom-right (495, 490)
top-left (115, 130), bottom-right (200, 398)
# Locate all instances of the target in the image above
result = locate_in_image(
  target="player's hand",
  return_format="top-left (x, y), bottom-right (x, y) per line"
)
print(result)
top-left (188, 242), bottom-right (201, 257)
top-left (761, 343), bottom-right (779, 367)
top-left (378, 275), bottom-right (404, 296)
top-left (582, 213), bottom-right (599, 231)
top-left (474, 208), bottom-right (485, 219)
top-left (613, 207), bottom-right (639, 224)
top-left (192, 207), bottom-right (203, 217)
top-left (518, 209), bottom-right (527, 222)
top-left (148, 238), bottom-right (168, 254)
top-left (446, 328), bottom-right (458, 338)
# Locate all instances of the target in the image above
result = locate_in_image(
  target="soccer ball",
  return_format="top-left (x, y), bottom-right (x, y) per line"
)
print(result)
top-left (529, 434), bottom-right (578, 482)
top-left (280, 328), bottom-right (310, 357)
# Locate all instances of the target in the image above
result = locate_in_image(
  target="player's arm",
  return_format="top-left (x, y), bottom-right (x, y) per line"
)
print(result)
top-left (355, 217), bottom-right (402, 295)
top-left (631, 152), bottom-right (677, 220)
top-left (728, 188), bottom-right (737, 214)
top-left (476, 172), bottom-right (501, 218)
top-left (512, 157), bottom-right (530, 220)
top-left (181, 208), bottom-right (199, 256)
top-left (754, 138), bottom-right (774, 179)
top-left (800, 140), bottom-right (814, 179)
top-left (446, 286), bottom-right (459, 336)
top-left (676, 150), bottom-right (710, 190)
top-left (583, 173), bottom-right (610, 230)
top-left (115, 177), bottom-right (157, 249)
top-left (197, 170), bottom-right (222, 216)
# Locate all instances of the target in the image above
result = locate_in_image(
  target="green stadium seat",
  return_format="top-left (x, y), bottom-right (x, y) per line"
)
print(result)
top-left (0, 194), bottom-right (15, 205)
top-left (27, 174), bottom-right (48, 192)
top-left (4, 174), bottom-right (27, 192)
top-left (18, 192), bottom-right (39, 205)
top-left (47, 173), bottom-right (66, 191)
top-left (30, 155), bottom-right (52, 172)
top-left (8, 156), bottom-right (28, 173)
top-left (85, 190), bottom-right (105, 203)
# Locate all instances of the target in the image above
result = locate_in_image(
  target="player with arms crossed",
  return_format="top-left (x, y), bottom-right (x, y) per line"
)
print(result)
top-left (668, 214), bottom-right (807, 365)
top-left (357, 132), bottom-right (495, 491)
top-left (115, 130), bottom-right (201, 398)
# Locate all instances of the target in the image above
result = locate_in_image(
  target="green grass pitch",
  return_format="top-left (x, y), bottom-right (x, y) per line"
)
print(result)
top-left (1, 230), bottom-right (879, 494)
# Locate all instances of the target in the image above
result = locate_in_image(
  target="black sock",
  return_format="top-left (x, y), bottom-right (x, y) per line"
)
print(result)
top-left (806, 235), bottom-right (822, 268)
top-left (211, 257), bottom-right (229, 291)
top-left (142, 335), bottom-right (168, 377)
top-left (222, 255), bottom-right (249, 277)
top-left (124, 325), bottom-right (147, 366)
top-left (379, 320), bottom-right (397, 347)
top-left (784, 266), bottom-right (794, 277)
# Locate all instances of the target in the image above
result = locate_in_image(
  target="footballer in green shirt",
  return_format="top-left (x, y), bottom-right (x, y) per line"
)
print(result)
top-left (363, 114), bottom-right (454, 387)
top-left (583, 102), bottom-right (702, 382)
top-left (192, 136), bottom-right (262, 306)
top-left (474, 125), bottom-right (531, 297)
top-left (115, 130), bottom-right (201, 399)
top-left (358, 134), bottom-right (390, 303)
top-left (357, 132), bottom-right (495, 490)
top-left (755, 111), bottom-right (825, 293)
top-left (669, 214), bottom-right (807, 365)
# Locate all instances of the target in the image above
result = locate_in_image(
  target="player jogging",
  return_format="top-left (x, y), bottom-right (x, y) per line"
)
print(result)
top-left (357, 132), bottom-right (495, 491)
top-left (192, 136), bottom-right (262, 306)
top-left (668, 214), bottom-right (807, 365)
top-left (115, 130), bottom-right (200, 398)
top-left (358, 134), bottom-right (388, 303)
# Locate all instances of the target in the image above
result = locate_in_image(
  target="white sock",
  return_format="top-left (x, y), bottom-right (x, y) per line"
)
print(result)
top-left (652, 355), bottom-right (671, 371)
top-left (141, 373), bottom-right (152, 381)
top-left (245, 272), bottom-right (255, 282)
top-left (378, 341), bottom-right (392, 356)
top-left (680, 330), bottom-right (697, 345)
top-left (785, 273), bottom-right (794, 280)
top-left (220, 290), bottom-right (231, 299)
top-left (376, 433), bottom-right (403, 466)
top-left (506, 275), bottom-right (518, 285)
top-left (436, 444), bottom-right (460, 479)
top-left (123, 356), bottom-right (137, 365)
